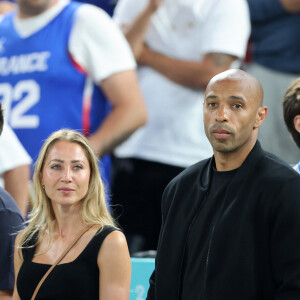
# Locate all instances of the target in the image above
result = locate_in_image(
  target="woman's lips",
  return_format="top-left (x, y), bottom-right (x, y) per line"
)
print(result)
top-left (58, 187), bottom-right (75, 194)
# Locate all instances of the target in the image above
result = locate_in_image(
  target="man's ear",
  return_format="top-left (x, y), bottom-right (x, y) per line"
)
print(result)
top-left (254, 106), bottom-right (268, 128)
top-left (294, 115), bottom-right (300, 134)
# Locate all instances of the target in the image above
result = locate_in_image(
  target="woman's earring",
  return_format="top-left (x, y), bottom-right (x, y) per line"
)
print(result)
top-left (42, 185), bottom-right (45, 190)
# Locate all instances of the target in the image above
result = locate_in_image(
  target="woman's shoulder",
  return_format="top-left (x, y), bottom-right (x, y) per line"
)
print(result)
top-left (94, 225), bottom-right (120, 239)
top-left (85, 225), bottom-right (121, 251)
top-left (98, 228), bottom-right (126, 249)
top-left (81, 225), bottom-right (127, 263)
top-left (97, 228), bottom-right (129, 266)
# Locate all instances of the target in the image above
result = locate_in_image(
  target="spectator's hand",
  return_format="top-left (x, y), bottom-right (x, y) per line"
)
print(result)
top-left (148, 0), bottom-right (164, 13)
top-left (280, 0), bottom-right (300, 13)
top-left (136, 44), bottom-right (153, 66)
top-left (0, 1), bottom-right (16, 14)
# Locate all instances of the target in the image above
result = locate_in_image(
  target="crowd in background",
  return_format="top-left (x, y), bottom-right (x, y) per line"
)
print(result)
top-left (0, 0), bottom-right (299, 298)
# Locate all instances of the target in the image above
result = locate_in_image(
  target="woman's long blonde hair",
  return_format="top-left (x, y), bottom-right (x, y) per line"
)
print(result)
top-left (17, 129), bottom-right (116, 253)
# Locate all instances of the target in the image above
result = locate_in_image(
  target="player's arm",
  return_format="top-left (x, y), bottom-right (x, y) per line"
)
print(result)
top-left (137, 46), bottom-right (237, 90)
top-left (69, 5), bottom-right (147, 156)
top-left (88, 70), bottom-right (147, 157)
top-left (98, 231), bottom-right (131, 300)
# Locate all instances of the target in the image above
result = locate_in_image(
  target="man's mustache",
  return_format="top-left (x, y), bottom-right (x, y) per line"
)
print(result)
top-left (209, 123), bottom-right (235, 135)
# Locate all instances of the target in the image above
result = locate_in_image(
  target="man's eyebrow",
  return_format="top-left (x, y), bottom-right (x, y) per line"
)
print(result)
top-left (206, 95), bottom-right (217, 100)
top-left (229, 95), bottom-right (246, 101)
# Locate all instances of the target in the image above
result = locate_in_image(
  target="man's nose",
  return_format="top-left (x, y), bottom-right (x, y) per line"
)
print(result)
top-left (216, 105), bottom-right (228, 122)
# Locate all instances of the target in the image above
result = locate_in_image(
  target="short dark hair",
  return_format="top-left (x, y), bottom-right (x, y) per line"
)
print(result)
top-left (283, 78), bottom-right (300, 148)
top-left (0, 102), bottom-right (3, 135)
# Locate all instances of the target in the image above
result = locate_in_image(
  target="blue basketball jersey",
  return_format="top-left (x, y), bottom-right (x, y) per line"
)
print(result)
top-left (0, 2), bottom-right (111, 182)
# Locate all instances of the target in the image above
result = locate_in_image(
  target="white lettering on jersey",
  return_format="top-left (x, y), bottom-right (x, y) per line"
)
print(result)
top-left (0, 80), bottom-right (40, 128)
top-left (0, 52), bottom-right (51, 76)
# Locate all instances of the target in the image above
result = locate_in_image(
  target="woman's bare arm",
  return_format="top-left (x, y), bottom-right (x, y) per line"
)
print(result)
top-left (98, 231), bottom-right (131, 300)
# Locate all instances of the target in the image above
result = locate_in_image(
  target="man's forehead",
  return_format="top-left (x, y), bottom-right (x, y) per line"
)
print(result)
top-left (209, 69), bottom-right (253, 82)
top-left (205, 92), bottom-right (246, 102)
top-left (205, 70), bottom-right (263, 105)
top-left (208, 75), bottom-right (249, 88)
top-left (205, 78), bottom-right (248, 97)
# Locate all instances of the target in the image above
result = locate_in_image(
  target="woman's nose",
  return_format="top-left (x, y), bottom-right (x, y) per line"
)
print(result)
top-left (61, 167), bottom-right (72, 182)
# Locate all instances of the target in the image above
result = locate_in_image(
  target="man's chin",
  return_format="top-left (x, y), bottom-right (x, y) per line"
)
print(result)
top-left (211, 141), bottom-right (235, 153)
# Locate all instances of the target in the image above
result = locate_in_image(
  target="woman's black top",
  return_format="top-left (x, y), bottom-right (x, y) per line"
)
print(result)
top-left (17, 226), bottom-right (116, 300)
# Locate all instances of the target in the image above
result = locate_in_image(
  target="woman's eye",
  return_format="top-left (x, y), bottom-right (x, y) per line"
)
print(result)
top-left (73, 165), bottom-right (83, 170)
top-left (208, 102), bottom-right (216, 108)
top-left (51, 165), bottom-right (61, 170)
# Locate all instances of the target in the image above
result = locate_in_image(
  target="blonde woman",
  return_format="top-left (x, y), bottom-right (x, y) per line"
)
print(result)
top-left (12, 129), bottom-right (131, 300)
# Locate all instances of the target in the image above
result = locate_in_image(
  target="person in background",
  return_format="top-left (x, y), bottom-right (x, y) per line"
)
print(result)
top-left (111, 0), bottom-right (250, 254)
top-left (75, 0), bottom-right (118, 16)
top-left (0, 0), bottom-right (147, 190)
top-left (147, 69), bottom-right (300, 300)
top-left (0, 103), bottom-right (24, 300)
top-left (13, 129), bottom-right (131, 300)
top-left (246, 0), bottom-right (300, 164)
top-left (0, 0), bottom-right (30, 218)
top-left (0, 0), bottom-right (16, 15)
top-left (0, 123), bottom-right (31, 217)
top-left (283, 77), bottom-right (300, 173)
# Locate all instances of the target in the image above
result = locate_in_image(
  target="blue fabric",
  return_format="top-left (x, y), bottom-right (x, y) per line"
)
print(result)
top-left (75, 0), bottom-right (117, 16)
top-left (0, 2), bottom-right (111, 184)
top-left (0, 188), bottom-right (23, 290)
top-left (247, 0), bottom-right (300, 74)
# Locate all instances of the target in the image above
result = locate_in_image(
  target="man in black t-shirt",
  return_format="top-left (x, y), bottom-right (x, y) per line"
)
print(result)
top-left (147, 69), bottom-right (300, 300)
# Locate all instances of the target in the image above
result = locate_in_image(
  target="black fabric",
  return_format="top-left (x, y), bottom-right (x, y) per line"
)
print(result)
top-left (180, 168), bottom-right (237, 299)
top-left (17, 226), bottom-right (116, 300)
top-left (111, 157), bottom-right (184, 253)
top-left (147, 141), bottom-right (300, 300)
top-left (0, 187), bottom-right (24, 290)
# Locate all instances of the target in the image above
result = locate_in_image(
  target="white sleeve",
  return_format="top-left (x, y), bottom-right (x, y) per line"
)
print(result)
top-left (69, 4), bottom-right (136, 83)
top-left (113, 0), bottom-right (149, 27)
top-left (0, 123), bottom-right (32, 175)
top-left (201, 0), bottom-right (251, 59)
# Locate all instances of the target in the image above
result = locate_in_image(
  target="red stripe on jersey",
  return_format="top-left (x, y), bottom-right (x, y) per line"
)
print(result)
top-left (69, 52), bottom-right (92, 136)
top-left (82, 93), bottom-right (91, 137)
top-left (69, 52), bottom-right (88, 75)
